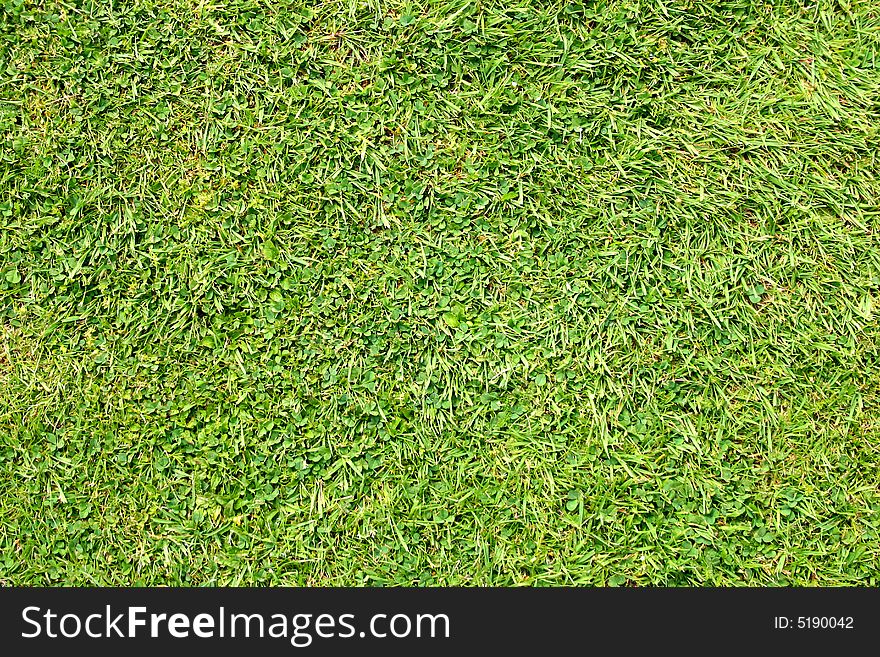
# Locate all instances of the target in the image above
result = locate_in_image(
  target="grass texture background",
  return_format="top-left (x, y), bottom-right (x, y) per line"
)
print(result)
top-left (1, 0), bottom-right (879, 585)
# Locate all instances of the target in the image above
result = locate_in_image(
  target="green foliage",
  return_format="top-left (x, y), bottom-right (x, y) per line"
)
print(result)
top-left (1, 0), bottom-right (879, 585)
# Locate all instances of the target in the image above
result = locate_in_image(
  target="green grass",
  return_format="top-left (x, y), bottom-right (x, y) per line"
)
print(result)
top-left (2, 0), bottom-right (879, 586)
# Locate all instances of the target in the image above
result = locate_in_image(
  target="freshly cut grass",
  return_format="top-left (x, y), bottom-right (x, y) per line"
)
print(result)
top-left (1, 0), bottom-right (879, 585)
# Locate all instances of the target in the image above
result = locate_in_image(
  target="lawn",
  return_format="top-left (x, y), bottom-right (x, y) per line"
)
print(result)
top-left (1, 0), bottom-right (879, 586)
